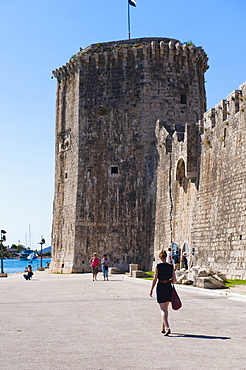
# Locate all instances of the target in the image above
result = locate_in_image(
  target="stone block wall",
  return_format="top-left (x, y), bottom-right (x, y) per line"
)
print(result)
top-left (50, 37), bottom-right (208, 273)
top-left (50, 36), bottom-right (246, 279)
top-left (50, 74), bottom-right (80, 273)
top-left (191, 82), bottom-right (246, 278)
top-left (155, 82), bottom-right (246, 279)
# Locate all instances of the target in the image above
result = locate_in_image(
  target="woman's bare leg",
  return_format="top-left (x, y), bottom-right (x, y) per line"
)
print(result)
top-left (159, 302), bottom-right (170, 330)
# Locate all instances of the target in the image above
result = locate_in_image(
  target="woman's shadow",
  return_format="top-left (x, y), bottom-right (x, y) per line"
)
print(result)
top-left (170, 333), bottom-right (230, 340)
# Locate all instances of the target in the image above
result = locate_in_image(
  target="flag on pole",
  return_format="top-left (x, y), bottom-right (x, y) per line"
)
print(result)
top-left (129, 0), bottom-right (136, 7)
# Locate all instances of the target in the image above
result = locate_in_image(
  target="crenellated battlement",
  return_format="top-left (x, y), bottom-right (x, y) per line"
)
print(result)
top-left (156, 82), bottom-right (246, 157)
top-left (203, 82), bottom-right (246, 131)
top-left (52, 37), bottom-right (208, 81)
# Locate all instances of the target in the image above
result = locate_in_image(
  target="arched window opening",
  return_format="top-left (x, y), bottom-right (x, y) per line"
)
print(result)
top-left (176, 158), bottom-right (186, 187)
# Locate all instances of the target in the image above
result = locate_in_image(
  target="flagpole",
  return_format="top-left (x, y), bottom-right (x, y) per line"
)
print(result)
top-left (128, 1), bottom-right (131, 39)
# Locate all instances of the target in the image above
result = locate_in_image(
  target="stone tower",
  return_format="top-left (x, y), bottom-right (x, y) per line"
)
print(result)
top-left (50, 37), bottom-right (208, 273)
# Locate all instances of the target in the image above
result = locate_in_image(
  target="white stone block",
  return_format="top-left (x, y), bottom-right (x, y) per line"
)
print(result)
top-left (195, 276), bottom-right (227, 289)
top-left (129, 264), bottom-right (138, 276)
top-left (108, 267), bottom-right (125, 274)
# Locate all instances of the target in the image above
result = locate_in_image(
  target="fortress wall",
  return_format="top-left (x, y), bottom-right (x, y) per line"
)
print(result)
top-left (171, 124), bottom-right (200, 259)
top-left (155, 121), bottom-right (200, 263)
top-left (154, 122), bottom-right (173, 261)
top-left (50, 72), bottom-right (80, 273)
top-left (51, 38), bottom-right (208, 273)
top-left (155, 82), bottom-right (246, 278)
top-left (191, 82), bottom-right (246, 278)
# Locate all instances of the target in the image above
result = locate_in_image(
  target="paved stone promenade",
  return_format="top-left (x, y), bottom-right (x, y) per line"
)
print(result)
top-left (0, 271), bottom-right (246, 370)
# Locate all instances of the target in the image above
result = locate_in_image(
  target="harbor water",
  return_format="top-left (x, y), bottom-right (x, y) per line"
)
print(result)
top-left (1, 258), bottom-right (51, 274)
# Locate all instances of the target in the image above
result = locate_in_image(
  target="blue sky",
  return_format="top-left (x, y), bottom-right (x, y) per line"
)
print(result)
top-left (0, 0), bottom-right (245, 247)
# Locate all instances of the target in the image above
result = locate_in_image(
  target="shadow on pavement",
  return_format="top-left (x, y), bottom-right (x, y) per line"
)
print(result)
top-left (171, 333), bottom-right (231, 340)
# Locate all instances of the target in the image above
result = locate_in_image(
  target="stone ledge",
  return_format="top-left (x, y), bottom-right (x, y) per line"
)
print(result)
top-left (108, 267), bottom-right (125, 274)
top-left (0, 273), bottom-right (8, 278)
top-left (132, 270), bottom-right (153, 278)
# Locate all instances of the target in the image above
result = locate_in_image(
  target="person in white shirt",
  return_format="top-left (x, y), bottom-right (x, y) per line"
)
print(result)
top-left (167, 247), bottom-right (172, 264)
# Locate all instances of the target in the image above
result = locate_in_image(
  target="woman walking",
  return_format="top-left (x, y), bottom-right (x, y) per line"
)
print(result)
top-left (149, 250), bottom-right (176, 336)
top-left (89, 253), bottom-right (100, 281)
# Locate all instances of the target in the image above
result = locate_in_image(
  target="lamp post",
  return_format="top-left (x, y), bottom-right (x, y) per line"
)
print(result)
top-left (0, 230), bottom-right (7, 277)
top-left (38, 237), bottom-right (45, 271)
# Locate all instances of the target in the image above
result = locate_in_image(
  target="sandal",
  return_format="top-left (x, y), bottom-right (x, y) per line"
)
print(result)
top-left (163, 328), bottom-right (171, 336)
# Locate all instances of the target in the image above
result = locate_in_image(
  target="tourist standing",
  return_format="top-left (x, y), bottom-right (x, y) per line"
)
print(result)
top-left (101, 254), bottom-right (109, 281)
top-left (89, 253), bottom-right (100, 281)
top-left (172, 250), bottom-right (180, 270)
top-left (182, 252), bottom-right (188, 270)
top-left (149, 250), bottom-right (177, 336)
top-left (167, 247), bottom-right (172, 264)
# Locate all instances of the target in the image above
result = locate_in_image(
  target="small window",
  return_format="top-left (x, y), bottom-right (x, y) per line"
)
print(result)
top-left (111, 166), bottom-right (118, 174)
top-left (180, 94), bottom-right (187, 105)
top-left (65, 173), bottom-right (68, 179)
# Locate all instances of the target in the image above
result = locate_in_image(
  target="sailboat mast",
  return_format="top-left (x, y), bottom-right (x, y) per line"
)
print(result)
top-left (29, 225), bottom-right (32, 248)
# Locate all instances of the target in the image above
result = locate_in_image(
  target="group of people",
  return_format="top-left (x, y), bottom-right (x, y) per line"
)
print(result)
top-left (22, 247), bottom-right (182, 335)
top-left (150, 247), bottom-right (188, 336)
top-left (89, 253), bottom-right (109, 281)
top-left (167, 247), bottom-right (188, 270)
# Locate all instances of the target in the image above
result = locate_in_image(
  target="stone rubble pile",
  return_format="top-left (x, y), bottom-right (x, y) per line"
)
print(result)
top-left (114, 264), bottom-right (228, 290)
top-left (176, 266), bottom-right (228, 289)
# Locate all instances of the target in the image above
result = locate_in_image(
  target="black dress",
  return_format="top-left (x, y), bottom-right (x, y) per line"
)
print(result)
top-left (156, 263), bottom-right (173, 303)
